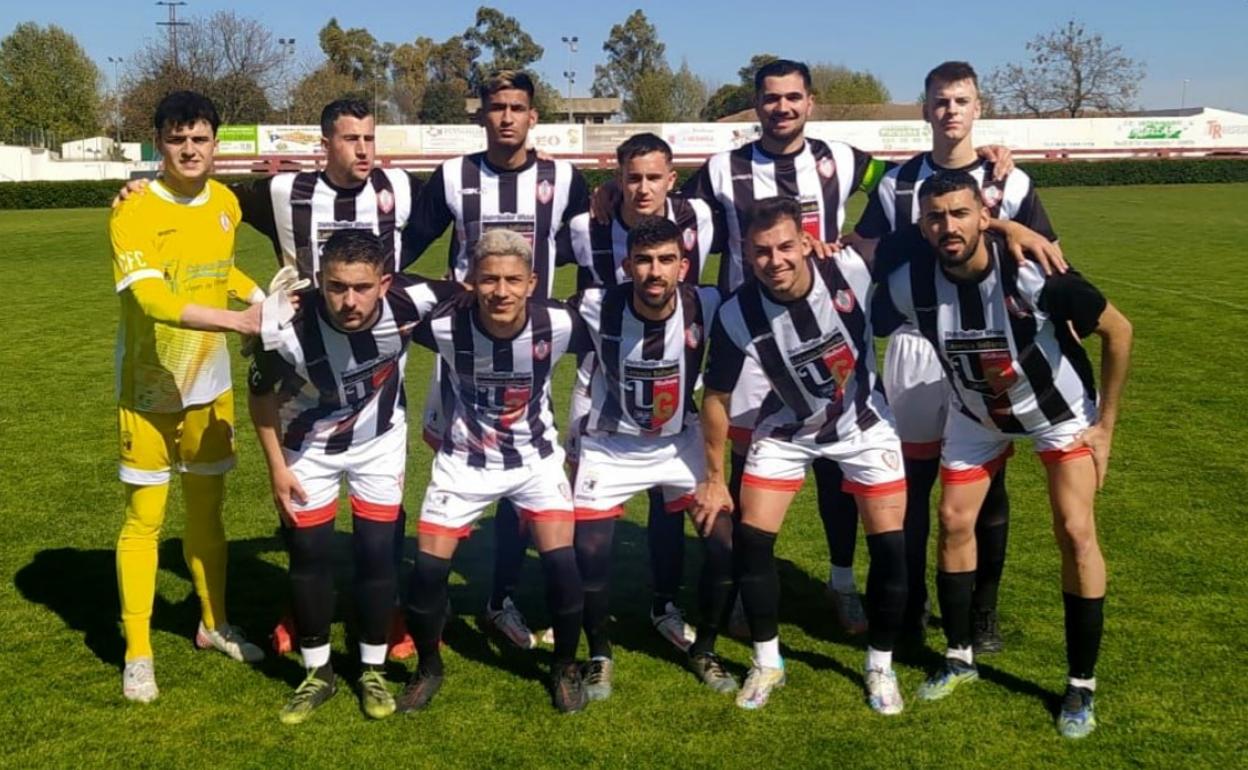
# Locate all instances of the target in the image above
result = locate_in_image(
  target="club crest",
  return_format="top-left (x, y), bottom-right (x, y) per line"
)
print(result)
top-left (982, 185), bottom-right (1003, 208)
top-left (686, 323), bottom-right (702, 349)
top-left (833, 288), bottom-right (855, 312)
top-left (682, 226), bottom-right (697, 252)
top-left (817, 156), bottom-right (836, 179)
top-left (533, 339), bottom-right (551, 361)
top-left (377, 189), bottom-right (394, 214)
top-left (537, 179), bottom-right (554, 205)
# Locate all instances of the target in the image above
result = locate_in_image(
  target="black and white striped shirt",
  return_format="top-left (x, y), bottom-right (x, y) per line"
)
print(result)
top-left (683, 139), bottom-right (885, 293)
top-left (249, 275), bottom-right (461, 454)
top-left (579, 197), bottom-right (720, 289)
top-left (414, 295), bottom-right (582, 469)
top-left (878, 230), bottom-right (1102, 435)
top-left (572, 283), bottom-right (721, 438)
top-left (234, 168), bottom-right (420, 283)
top-left (401, 151), bottom-right (591, 299)
top-left (704, 250), bottom-right (886, 443)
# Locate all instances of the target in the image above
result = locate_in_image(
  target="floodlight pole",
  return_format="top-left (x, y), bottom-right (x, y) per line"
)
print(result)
top-left (107, 56), bottom-right (124, 145)
top-left (561, 35), bottom-right (578, 123)
top-left (279, 38), bottom-right (296, 123)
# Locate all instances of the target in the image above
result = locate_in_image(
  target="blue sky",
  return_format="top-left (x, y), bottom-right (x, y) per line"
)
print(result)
top-left (5, 0), bottom-right (1246, 113)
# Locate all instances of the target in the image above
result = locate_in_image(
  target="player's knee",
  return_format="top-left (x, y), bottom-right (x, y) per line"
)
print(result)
top-left (937, 500), bottom-right (977, 541)
top-left (1054, 514), bottom-right (1099, 559)
top-left (287, 522), bottom-right (334, 571)
top-left (409, 551), bottom-right (453, 611)
top-left (736, 522), bottom-right (776, 574)
top-left (353, 519), bottom-right (397, 580)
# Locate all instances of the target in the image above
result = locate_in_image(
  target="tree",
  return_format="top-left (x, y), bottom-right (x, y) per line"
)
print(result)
top-left (592, 10), bottom-right (667, 99)
top-left (463, 6), bottom-right (540, 88)
top-left (984, 20), bottom-right (1144, 117)
top-left (809, 63), bottom-right (889, 117)
top-left (286, 64), bottom-right (365, 124)
top-left (421, 80), bottom-right (470, 124)
top-left (737, 53), bottom-right (779, 86)
top-left (668, 60), bottom-right (709, 121)
top-left (319, 18), bottom-right (387, 84)
top-left (0, 23), bottom-right (102, 146)
top-left (700, 84), bottom-right (752, 121)
top-left (624, 69), bottom-right (675, 122)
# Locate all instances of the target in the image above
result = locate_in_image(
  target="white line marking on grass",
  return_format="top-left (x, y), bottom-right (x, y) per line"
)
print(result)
top-left (1095, 276), bottom-right (1248, 312)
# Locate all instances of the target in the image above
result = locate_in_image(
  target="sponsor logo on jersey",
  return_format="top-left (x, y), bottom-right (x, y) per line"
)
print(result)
top-left (537, 179), bottom-right (554, 205)
top-left (790, 332), bottom-right (856, 400)
top-left (945, 333), bottom-right (1019, 395)
top-left (377, 188), bottom-right (395, 214)
top-left (817, 156), bottom-right (836, 179)
top-left (800, 196), bottom-right (821, 240)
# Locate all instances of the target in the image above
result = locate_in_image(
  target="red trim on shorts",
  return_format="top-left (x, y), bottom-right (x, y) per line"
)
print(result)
top-left (842, 478), bottom-right (908, 498)
top-left (292, 500), bottom-right (337, 528)
top-left (350, 496), bottom-right (400, 523)
top-left (741, 473), bottom-right (804, 492)
top-left (664, 494), bottom-right (695, 513)
top-left (728, 426), bottom-right (753, 449)
top-left (901, 440), bottom-right (942, 460)
top-left (1039, 446), bottom-right (1093, 465)
top-left (422, 426), bottom-right (441, 451)
top-left (940, 448), bottom-right (1013, 486)
top-left (521, 507), bottom-right (575, 523)
top-left (573, 505), bottom-right (624, 521)
top-left (417, 521), bottom-right (473, 539)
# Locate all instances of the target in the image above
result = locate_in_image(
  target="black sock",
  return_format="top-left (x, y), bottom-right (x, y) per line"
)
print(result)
top-left (352, 517), bottom-right (397, 647)
top-left (392, 504), bottom-right (407, 579)
top-left (574, 518), bottom-right (615, 659)
top-left (865, 530), bottom-right (907, 653)
top-left (728, 451), bottom-right (746, 516)
top-left (489, 499), bottom-right (528, 610)
top-left (1064, 593), bottom-right (1105, 681)
top-left (691, 513), bottom-right (734, 656)
top-left (936, 570), bottom-right (977, 653)
top-left (648, 488), bottom-right (685, 615)
top-left (405, 551), bottom-right (452, 676)
top-left (973, 467), bottom-right (1010, 614)
top-left (902, 456), bottom-right (939, 626)
top-left (540, 546), bottom-right (583, 665)
top-left (287, 521), bottom-right (335, 651)
top-left (813, 458), bottom-right (858, 569)
top-left (736, 523), bottom-right (779, 642)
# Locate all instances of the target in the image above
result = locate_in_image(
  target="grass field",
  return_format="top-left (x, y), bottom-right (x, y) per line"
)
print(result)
top-left (1, 184), bottom-right (1246, 768)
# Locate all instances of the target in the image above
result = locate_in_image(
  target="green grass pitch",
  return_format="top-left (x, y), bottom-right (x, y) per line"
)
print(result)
top-left (0, 184), bottom-right (1245, 767)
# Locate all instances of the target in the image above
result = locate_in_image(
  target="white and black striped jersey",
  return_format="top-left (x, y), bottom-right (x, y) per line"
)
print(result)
top-left (248, 275), bottom-right (461, 454)
top-left (683, 139), bottom-right (887, 293)
top-left (704, 250), bottom-right (887, 443)
top-left (401, 151), bottom-right (591, 299)
top-left (878, 230), bottom-right (1103, 435)
top-left (854, 153), bottom-right (1056, 241)
top-left (571, 283), bottom-right (721, 438)
top-left (578, 197), bottom-right (721, 289)
top-left (414, 295), bottom-right (583, 469)
top-left (233, 168), bottom-right (420, 283)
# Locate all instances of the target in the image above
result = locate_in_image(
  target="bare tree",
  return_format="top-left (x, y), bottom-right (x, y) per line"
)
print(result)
top-left (985, 20), bottom-right (1145, 117)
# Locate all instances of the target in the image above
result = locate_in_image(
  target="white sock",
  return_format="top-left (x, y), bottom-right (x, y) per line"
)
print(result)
top-left (1069, 676), bottom-right (1096, 692)
top-left (301, 643), bottom-right (331, 670)
top-left (829, 565), bottom-right (857, 593)
top-left (946, 645), bottom-right (974, 666)
top-left (359, 642), bottom-right (387, 667)
top-left (866, 646), bottom-right (892, 672)
top-left (754, 636), bottom-right (782, 669)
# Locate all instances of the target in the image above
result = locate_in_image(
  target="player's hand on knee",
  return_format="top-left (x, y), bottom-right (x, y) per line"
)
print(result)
top-left (271, 468), bottom-right (307, 527)
top-left (693, 480), bottom-right (733, 535)
top-left (591, 180), bottom-right (621, 224)
top-left (112, 178), bottom-right (150, 208)
top-left (1068, 424), bottom-right (1113, 490)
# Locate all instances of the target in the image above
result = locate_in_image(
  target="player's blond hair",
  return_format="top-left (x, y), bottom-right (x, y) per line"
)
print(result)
top-left (478, 70), bottom-right (536, 104)
top-left (474, 229), bottom-right (533, 272)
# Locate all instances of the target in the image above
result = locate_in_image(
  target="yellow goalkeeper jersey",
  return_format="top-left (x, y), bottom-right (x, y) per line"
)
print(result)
top-left (111, 179), bottom-right (242, 413)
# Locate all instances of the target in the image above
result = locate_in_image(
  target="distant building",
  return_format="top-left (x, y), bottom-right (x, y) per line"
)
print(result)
top-left (465, 96), bottom-right (622, 124)
top-left (717, 103), bottom-right (924, 122)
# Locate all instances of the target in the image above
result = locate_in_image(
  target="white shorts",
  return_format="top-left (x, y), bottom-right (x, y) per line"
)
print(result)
top-left (283, 422), bottom-right (406, 529)
top-left (941, 403), bottom-right (1097, 485)
top-left (883, 327), bottom-right (951, 459)
top-left (573, 427), bottom-right (705, 520)
top-left (418, 448), bottom-right (574, 538)
top-left (728, 356), bottom-right (769, 451)
top-left (743, 420), bottom-right (907, 498)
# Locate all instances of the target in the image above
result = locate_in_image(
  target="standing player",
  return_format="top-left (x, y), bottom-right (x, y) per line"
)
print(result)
top-left (111, 91), bottom-right (267, 703)
top-left (401, 70), bottom-right (591, 651)
top-left (852, 62), bottom-right (1063, 649)
top-left (696, 198), bottom-right (909, 714)
top-left (248, 230), bottom-right (461, 724)
top-left (399, 230), bottom-right (587, 714)
top-left (876, 171), bottom-right (1131, 738)
top-left (569, 216), bottom-right (736, 700)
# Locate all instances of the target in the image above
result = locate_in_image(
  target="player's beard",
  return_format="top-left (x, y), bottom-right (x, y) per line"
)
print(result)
top-left (936, 230), bottom-right (980, 269)
top-left (636, 279), bottom-right (675, 311)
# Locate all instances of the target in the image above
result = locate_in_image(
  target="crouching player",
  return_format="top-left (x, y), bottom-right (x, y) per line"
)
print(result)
top-left (569, 217), bottom-right (736, 699)
top-left (249, 230), bottom-right (461, 724)
top-left (400, 230), bottom-right (588, 714)
top-left (876, 170), bottom-right (1131, 737)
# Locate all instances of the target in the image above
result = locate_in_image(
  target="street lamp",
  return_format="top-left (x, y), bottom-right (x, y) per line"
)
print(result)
top-left (107, 56), bottom-right (124, 146)
top-left (278, 38), bottom-right (296, 124)
top-left (561, 35), bottom-right (578, 123)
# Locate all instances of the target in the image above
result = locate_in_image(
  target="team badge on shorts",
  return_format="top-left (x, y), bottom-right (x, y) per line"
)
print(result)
top-left (686, 323), bottom-right (701, 349)
top-left (533, 339), bottom-right (551, 361)
top-left (537, 179), bottom-right (554, 205)
top-left (682, 226), bottom-right (697, 252)
top-left (219, 212), bottom-right (231, 232)
top-left (833, 288), bottom-right (855, 313)
top-left (377, 189), bottom-right (395, 214)
top-left (817, 156), bottom-right (836, 179)
top-left (882, 449), bottom-right (900, 471)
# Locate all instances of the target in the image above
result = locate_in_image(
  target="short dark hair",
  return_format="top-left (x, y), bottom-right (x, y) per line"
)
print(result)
top-left (479, 70), bottom-right (535, 104)
top-left (918, 170), bottom-right (982, 203)
top-left (153, 91), bottom-right (220, 136)
top-left (320, 229), bottom-right (388, 272)
top-left (627, 216), bottom-right (683, 256)
top-left (754, 59), bottom-right (812, 93)
top-left (320, 98), bottom-right (371, 137)
top-left (745, 197), bottom-right (803, 237)
top-left (924, 61), bottom-right (979, 95)
top-left (616, 132), bottom-right (673, 167)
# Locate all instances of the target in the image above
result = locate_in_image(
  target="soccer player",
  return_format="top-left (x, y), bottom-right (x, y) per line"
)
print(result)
top-left (111, 91), bottom-right (267, 703)
top-left (697, 197), bottom-right (909, 714)
top-left (875, 170), bottom-right (1131, 738)
top-left (852, 61), bottom-right (1063, 649)
top-left (399, 229), bottom-right (587, 714)
top-left (401, 70), bottom-right (591, 652)
top-left (569, 216), bottom-right (735, 699)
top-left (248, 230), bottom-right (461, 724)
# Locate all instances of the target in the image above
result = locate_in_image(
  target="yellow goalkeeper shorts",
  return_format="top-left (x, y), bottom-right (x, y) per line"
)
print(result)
top-left (118, 389), bottom-right (236, 486)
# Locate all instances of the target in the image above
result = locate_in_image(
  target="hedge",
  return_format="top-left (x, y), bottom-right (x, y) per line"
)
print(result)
top-left (2, 157), bottom-right (1247, 210)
